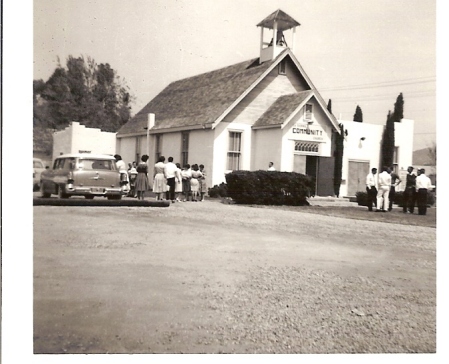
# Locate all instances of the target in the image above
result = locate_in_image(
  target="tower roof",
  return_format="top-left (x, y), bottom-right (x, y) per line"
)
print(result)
top-left (256, 9), bottom-right (300, 31)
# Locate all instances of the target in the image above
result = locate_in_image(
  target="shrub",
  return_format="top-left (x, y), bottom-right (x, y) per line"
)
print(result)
top-left (394, 191), bottom-right (436, 207)
top-left (224, 170), bottom-right (314, 205)
top-left (355, 190), bottom-right (436, 208)
top-left (355, 191), bottom-right (368, 206)
top-left (208, 183), bottom-right (228, 198)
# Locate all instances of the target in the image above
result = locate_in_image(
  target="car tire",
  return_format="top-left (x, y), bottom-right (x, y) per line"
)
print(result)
top-left (40, 183), bottom-right (51, 198)
top-left (57, 185), bottom-right (69, 199)
top-left (107, 195), bottom-right (122, 200)
top-left (85, 195), bottom-right (95, 199)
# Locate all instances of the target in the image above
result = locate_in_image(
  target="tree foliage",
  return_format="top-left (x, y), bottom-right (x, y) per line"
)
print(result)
top-left (333, 123), bottom-right (345, 197)
top-left (381, 111), bottom-right (395, 168)
top-left (34, 55), bottom-right (134, 132)
top-left (353, 105), bottom-right (363, 122)
top-left (391, 92), bottom-right (404, 122)
top-left (381, 93), bottom-right (404, 168)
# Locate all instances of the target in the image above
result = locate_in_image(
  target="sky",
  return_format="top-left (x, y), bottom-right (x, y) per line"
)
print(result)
top-left (32, 0), bottom-right (437, 151)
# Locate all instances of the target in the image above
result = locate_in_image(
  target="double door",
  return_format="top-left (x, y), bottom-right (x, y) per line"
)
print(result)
top-left (347, 161), bottom-right (370, 196)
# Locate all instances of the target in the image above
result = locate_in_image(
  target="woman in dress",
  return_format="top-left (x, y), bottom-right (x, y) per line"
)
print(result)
top-left (190, 164), bottom-right (203, 202)
top-left (174, 163), bottom-right (183, 201)
top-left (135, 155), bottom-right (150, 200)
top-left (153, 156), bottom-right (167, 200)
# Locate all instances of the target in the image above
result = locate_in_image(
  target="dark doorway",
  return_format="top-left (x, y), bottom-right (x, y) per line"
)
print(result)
top-left (317, 156), bottom-right (335, 196)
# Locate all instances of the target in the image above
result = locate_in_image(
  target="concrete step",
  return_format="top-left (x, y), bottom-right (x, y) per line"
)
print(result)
top-left (307, 196), bottom-right (356, 207)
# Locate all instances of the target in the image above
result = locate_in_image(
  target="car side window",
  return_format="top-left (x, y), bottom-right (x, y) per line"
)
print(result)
top-left (53, 159), bottom-right (62, 169)
top-left (62, 158), bottom-right (76, 170)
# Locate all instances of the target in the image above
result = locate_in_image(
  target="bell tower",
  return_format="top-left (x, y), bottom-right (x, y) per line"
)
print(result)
top-left (257, 9), bottom-right (301, 64)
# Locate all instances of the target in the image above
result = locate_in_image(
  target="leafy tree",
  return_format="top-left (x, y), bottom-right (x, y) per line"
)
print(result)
top-left (327, 99), bottom-right (332, 114)
top-left (333, 123), bottom-right (345, 197)
top-left (35, 55), bottom-right (134, 132)
top-left (353, 105), bottom-right (363, 122)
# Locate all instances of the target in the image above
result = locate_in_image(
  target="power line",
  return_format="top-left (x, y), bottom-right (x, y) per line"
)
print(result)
top-left (328, 91), bottom-right (435, 103)
top-left (318, 76), bottom-right (436, 92)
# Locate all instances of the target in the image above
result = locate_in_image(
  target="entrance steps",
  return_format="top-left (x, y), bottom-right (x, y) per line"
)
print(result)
top-left (308, 196), bottom-right (355, 207)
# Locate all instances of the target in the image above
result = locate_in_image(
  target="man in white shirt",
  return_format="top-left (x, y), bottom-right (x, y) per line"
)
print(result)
top-left (365, 167), bottom-right (378, 211)
top-left (415, 168), bottom-right (432, 215)
top-left (267, 162), bottom-right (276, 171)
top-left (376, 166), bottom-right (391, 212)
top-left (164, 156), bottom-right (179, 203)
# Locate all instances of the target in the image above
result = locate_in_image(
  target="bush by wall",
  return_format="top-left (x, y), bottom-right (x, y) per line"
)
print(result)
top-left (224, 170), bottom-right (314, 205)
top-left (393, 191), bottom-right (436, 207)
top-left (355, 191), bottom-right (368, 206)
top-left (208, 183), bottom-right (228, 198)
top-left (356, 190), bottom-right (436, 207)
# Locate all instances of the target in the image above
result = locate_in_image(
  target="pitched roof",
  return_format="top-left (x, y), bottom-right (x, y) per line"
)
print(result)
top-left (117, 56), bottom-right (279, 136)
top-left (253, 90), bottom-right (313, 128)
top-left (256, 9), bottom-right (301, 31)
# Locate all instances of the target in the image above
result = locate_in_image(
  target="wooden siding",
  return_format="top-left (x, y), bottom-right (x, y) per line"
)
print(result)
top-left (222, 67), bottom-right (299, 126)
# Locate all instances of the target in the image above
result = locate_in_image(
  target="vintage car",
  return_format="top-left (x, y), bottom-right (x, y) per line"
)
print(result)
top-left (33, 158), bottom-right (47, 191)
top-left (39, 153), bottom-right (129, 199)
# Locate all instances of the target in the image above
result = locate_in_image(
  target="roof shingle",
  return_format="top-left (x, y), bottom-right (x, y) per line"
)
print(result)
top-left (253, 90), bottom-right (313, 128)
top-left (117, 56), bottom-right (280, 136)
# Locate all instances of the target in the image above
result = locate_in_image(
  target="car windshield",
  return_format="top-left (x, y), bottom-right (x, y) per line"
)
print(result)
top-left (78, 159), bottom-right (117, 171)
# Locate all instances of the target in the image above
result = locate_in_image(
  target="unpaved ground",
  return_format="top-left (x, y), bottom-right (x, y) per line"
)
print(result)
top-left (33, 199), bottom-right (436, 354)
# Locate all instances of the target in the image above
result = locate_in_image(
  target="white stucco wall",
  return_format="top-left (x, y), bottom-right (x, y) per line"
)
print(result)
top-left (338, 118), bottom-right (414, 196)
top-left (52, 122), bottom-right (117, 160)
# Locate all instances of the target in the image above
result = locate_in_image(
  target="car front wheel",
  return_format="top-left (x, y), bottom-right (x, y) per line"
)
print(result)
top-left (107, 195), bottom-right (122, 200)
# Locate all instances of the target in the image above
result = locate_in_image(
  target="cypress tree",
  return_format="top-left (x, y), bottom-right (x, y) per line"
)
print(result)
top-left (333, 123), bottom-right (345, 197)
top-left (381, 93), bottom-right (403, 167)
top-left (392, 92), bottom-right (404, 122)
top-left (353, 105), bottom-right (363, 122)
top-left (327, 99), bottom-right (332, 114)
top-left (381, 111), bottom-right (395, 168)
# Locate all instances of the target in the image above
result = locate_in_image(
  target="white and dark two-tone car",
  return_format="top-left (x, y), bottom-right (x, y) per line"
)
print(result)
top-left (39, 153), bottom-right (129, 199)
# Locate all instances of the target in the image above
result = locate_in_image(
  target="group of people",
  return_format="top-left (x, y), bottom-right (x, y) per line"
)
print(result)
top-left (121, 154), bottom-right (207, 202)
top-left (366, 165), bottom-right (432, 215)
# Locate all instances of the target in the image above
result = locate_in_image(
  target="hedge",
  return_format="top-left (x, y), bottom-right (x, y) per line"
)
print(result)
top-left (224, 170), bottom-right (314, 205)
top-left (208, 183), bottom-right (228, 198)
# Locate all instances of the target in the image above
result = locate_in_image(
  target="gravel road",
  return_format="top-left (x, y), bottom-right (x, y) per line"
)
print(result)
top-left (33, 198), bottom-right (436, 354)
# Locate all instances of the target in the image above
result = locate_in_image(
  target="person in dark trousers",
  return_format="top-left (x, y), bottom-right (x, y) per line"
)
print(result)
top-left (164, 156), bottom-right (178, 203)
top-left (388, 167), bottom-right (402, 211)
top-left (415, 168), bottom-right (432, 215)
top-left (365, 167), bottom-right (378, 211)
top-left (403, 166), bottom-right (416, 213)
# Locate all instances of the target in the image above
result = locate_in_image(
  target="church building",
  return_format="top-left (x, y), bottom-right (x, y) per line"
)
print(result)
top-left (116, 9), bottom-right (413, 197)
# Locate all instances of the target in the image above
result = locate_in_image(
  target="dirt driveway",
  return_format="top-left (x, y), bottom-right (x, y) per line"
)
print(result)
top-left (33, 199), bottom-right (436, 354)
